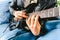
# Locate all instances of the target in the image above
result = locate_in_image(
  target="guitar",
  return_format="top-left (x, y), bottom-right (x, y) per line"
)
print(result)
top-left (9, 3), bottom-right (60, 31)
top-left (29, 6), bottom-right (60, 19)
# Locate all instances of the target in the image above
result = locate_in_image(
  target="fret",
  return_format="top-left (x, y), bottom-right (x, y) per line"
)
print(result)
top-left (29, 6), bottom-right (60, 18)
top-left (48, 9), bottom-right (49, 17)
top-left (40, 10), bottom-right (48, 18)
top-left (39, 11), bottom-right (45, 18)
top-left (59, 6), bottom-right (60, 16)
top-left (45, 10), bottom-right (48, 18)
top-left (54, 7), bottom-right (59, 17)
top-left (44, 10), bottom-right (48, 18)
top-left (48, 8), bottom-right (53, 17)
top-left (53, 8), bottom-right (54, 16)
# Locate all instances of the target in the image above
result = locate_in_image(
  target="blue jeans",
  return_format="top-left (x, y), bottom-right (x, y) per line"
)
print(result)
top-left (10, 29), bottom-right (60, 40)
top-left (0, 0), bottom-right (20, 40)
top-left (9, 30), bottom-right (37, 40)
top-left (37, 29), bottom-right (60, 40)
top-left (9, 20), bottom-right (60, 40)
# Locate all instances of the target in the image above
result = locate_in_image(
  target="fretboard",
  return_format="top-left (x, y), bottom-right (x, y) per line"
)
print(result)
top-left (29, 6), bottom-right (60, 18)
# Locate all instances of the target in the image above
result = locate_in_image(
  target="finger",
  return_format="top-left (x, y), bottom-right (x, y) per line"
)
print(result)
top-left (36, 20), bottom-right (41, 31)
top-left (15, 15), bottom-right (21, 20)
top-left (16, 13), bottom-right (28, 19)
top-left (16, 11), bottom-right (28, 18)
top-left (26, 17), bottom-right (31, 26)
top-left (34, 15), bottom-right (39, 27)
top-left (17, 11), bottom-right (26, 15)
top-left (17, 14), bottom-right (28, 18)
top-left (31, 15), bottom-right (36, 25)
top-left (21, 14), bottom-right (28, 18)
top-left (17, 17), bottom-right (23, 20)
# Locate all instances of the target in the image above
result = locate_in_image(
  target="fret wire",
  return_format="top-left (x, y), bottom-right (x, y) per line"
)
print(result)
top-left (40, 11), bottom-right (43, 18)
top-left (53, 8), bottom-right (54, 16)
top-left (41, 10), bottom-right (45, 18)
top-left (48, 9), bottom-right (49, 17)
top-left (59, 6), bottom-right (60, 16)
top-left (29, 6), bottom-right (60, 18)
top-left (41, 11), bottom-right (44, 18)
top-left (49, 8), bottom-right (53, 17)
top-left (46, 10), bottom-right (48, 18)
top-left (41, 11), bottom-right (43, 18)
top-left (54, 7), bottom-right (59, 17)
top-left (54, 7), bottom-right (56, 17)
top-left (44, 10), bottom-right (48, 18)
top-left (43, 10), bottom-right (46, 18)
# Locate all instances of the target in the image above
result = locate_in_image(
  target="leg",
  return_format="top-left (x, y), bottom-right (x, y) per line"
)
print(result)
top-left (37, 29), bottom-right (60, 40)
top-left (45, 20), bottom-right (60, 31)
top-left (10, 32), bottom-right (37, 40)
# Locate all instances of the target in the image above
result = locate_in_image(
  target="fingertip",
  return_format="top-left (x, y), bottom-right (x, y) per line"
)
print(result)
top-left (36, 15), bottom-right (39, 19)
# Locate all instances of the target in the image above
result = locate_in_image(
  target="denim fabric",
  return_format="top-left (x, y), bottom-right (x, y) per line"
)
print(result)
top-left (45, 20), bottom-right (60, 31)
top-left (0, 0), bottom-right (20, 40)
top-left (37, 29), bottom-right (60, 40)
top-left (9, 20), bottom-right (60, 40)
top-left (9, 31), bottom-right (37, 40)
top-left (0, 0), bottom-right (11, 24)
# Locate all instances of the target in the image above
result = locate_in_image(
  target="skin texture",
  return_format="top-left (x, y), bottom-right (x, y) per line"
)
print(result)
top-left (14, 11), bottom-right (28, 21)
top-left (14, 11), bottom-right (41, 36)
top-left (26, 15), bottom-right (41, 36)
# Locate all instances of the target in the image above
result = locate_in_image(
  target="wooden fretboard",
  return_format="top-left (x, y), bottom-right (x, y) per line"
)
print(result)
top-left (29, 6), bottom-right (60, 18)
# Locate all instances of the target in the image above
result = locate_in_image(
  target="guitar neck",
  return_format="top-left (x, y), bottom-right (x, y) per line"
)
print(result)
top-left (29, 6), bottom-right (60, 18)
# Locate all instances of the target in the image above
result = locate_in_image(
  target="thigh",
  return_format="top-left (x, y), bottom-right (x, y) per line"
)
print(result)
top-left (37, 29), bottom-right (60, 40)
top-left (10, 32), bottom-right (37, 40)
top-left (45, 20), bottom-right (60, 31)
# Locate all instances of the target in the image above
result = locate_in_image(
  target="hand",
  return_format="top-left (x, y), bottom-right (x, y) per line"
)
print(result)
top-left (13, 11), bottom-right (28, 21)
top-left (26, 15), bottom-right (41, 36)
